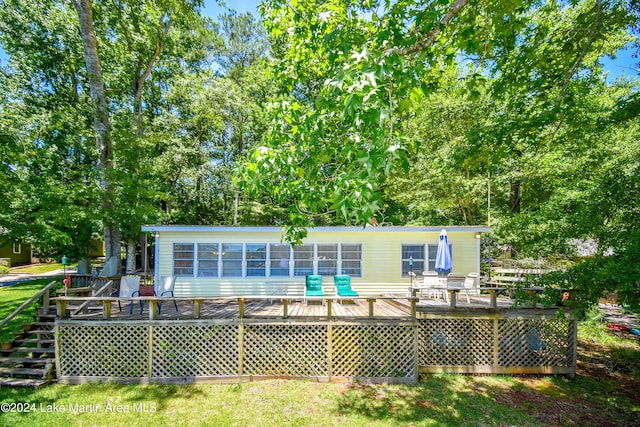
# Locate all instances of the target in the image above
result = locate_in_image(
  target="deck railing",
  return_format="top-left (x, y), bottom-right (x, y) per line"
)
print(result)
top-left (52, 295), bottom-right (418, 320)
top-left (0, 280), bottom-right (57, 331)
top-left (51, 295), bottom-right (577, 384)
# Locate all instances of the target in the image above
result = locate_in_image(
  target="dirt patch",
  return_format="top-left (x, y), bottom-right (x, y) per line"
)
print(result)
top-left (494, 387), bottom-right (616, 427)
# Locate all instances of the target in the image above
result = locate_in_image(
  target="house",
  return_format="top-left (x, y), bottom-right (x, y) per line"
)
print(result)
top-left (0, 241), bottom-right (31, 267)
top-left (141, 225), bottom-right (490, 297)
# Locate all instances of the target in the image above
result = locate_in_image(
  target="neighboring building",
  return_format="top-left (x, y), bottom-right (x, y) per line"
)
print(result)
top-left (142, 225), bottom-right (490, 297)
top-left (0, 241), bottom-right (31, 267)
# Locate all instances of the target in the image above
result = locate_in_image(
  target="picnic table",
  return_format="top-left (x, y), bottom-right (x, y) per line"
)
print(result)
top-left (485, 268), bottom-right (548, 287)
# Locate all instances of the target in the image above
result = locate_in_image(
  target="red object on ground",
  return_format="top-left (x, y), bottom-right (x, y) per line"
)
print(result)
top-left (607, 323), bottom-right (631, 332)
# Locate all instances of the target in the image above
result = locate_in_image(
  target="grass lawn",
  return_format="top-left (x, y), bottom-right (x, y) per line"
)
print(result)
top-left (8, 263), bottom-right (72, 275)
top-left (0, 278), bottom-right (61, 343)
top-left (0, 283), bottom-right (638, 426)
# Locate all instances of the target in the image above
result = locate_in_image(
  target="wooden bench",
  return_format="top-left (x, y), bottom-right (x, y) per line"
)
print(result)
top-left (485, 268), bottom-right (548, 287)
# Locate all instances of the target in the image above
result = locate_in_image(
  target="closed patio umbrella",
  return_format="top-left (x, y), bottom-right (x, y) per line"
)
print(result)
top-left (435, 229), bottom-right (452, 276)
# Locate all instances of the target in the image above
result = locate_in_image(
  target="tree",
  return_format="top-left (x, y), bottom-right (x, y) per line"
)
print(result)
top-left (248, 0), bottom-right (634, 243)
top-left (72, 0), bottom-right (120, 262)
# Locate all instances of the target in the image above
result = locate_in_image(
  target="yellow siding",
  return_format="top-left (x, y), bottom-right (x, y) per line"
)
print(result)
top-left (154, 228), bottom-right (481, 297)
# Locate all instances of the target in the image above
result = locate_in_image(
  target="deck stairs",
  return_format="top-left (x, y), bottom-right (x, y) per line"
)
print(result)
top-left (0, 306), bottom-right (56, 388)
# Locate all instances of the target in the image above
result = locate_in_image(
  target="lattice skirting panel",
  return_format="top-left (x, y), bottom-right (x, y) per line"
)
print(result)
top-left (418, 314), bottom-right (577, 375)
top-left (55, 319), bottom-right (417, 384)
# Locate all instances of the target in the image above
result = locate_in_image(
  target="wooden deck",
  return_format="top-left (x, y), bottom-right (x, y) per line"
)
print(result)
top-left (60, 291), bottom-right (526, 321)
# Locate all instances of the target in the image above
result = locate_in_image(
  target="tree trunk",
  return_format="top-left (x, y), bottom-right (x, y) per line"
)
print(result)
top-left (126, 239), bottom-right (136, 273)
top-left (77, 257), bottom-right (91, 275)
top-left (73, 0), bottom-right (120, 260)
top-left (510, 180), bottom-right (521, 214)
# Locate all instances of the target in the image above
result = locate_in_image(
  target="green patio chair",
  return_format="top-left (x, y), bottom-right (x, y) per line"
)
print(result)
top-left (334, 275), bottom-right (359, 303)
top-left (305, 275), bottom-right (324, 304)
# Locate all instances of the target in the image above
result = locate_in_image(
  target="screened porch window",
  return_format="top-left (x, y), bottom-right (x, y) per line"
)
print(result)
top-left (197, 243), bottom-right (219, 277)
top-left (317, 244), bottom-right (337, 276)
top-left (340, 244), bottom-right (362, 276)
top-left (173, 243), bottom-right (194, 276)
top-left (401, 244), bottom-right (424, 277)
top-left (246, 244), bottom-right (266, 277)
top-left (293, 244), bottom-right (314, 276)
top-left (222, 243), bottom-right (243, 277)
top-left (269, 243), bottom-right (291, 277)
top-left (426, 243), bottom-right (453, 272)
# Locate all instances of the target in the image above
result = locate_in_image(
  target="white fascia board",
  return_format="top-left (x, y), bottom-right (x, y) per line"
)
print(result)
top-left (141, 225), bottom-right (492, 234)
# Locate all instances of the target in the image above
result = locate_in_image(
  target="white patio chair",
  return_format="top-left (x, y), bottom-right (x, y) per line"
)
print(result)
top-left (115, 275), bottom-right (141, 314)
top-left (156, 276), bottom-right (178, 314)
top-left (421, 271), bottom-right (442, 300)
top-left (447, 273), bottom-right (466, 303)
top-left (463, 272), bottom-right (481, 303)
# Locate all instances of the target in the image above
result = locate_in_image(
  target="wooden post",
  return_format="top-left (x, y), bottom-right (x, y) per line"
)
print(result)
top-left (148, 324), bottom-right (153, 378)
top-left (102, 301), bottom-right (112, 319)
top-left (54, 324), bottom-right (62, 379)
top-left (192, 299), bottom-right (202, 319)
top-left (493, 319), bottom-right (500, 368)
top-left (410, 297), bottom-right (417, 319)
top-left (238, 298), bottom-right (245, 318)
top-left (148, 300), bottom-right (158, 320)
top-left (238, 322), bottom-right (244, 376)
top-left (327, 322), bottom-right (333, 379)
top-left (42, 289), bottom-right (50, 314)
top-left (570, 318), bottom-right (578, 379)
top-left (449, 290), bottom-right (458, 309)
top-left (489, 290), bottom-right (498, 309)
top-left (367, 298), bottom-right (375, 317)
top-left (326, 299), bottom-right (332, 319)
top-left (283, 298), bottom-right (289, 318)
top-left (56, 300), bottom-right (67, 319)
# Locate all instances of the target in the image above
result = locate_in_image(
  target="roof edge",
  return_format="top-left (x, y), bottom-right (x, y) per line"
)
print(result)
top-left (141, 225), bottom-right (492, 233)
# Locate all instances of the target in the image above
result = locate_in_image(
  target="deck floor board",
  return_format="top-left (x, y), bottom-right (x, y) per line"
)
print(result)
top-left (63, 291), bottom-right (528, 321)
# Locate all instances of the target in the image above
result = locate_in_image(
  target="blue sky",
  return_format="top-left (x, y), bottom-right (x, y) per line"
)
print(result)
top-left (0, 0), bottom-right (637, 82)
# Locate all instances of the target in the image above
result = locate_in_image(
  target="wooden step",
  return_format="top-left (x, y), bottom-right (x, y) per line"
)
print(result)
top-left (0, 378), bottom-right (50, 388)
top-left (14, 329), bottom-right (54, 338)
top-left (1, 347), bottom-right (55, 355)
top-left (0, 367), bottom-right (48, 378)
top-left (13, 339), bottom-right (55, 346)
top-left (38, 314), bottom-right (56, 321)
top-left (0, 357), bottom-right (52, 366)
top-left (30, 322), bottom-right (55, 329)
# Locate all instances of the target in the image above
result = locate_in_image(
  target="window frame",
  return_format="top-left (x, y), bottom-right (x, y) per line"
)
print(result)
top-left (197, 243), bottom-right (219, 278)
top-left (172, 241), bottom-right (364, 278)
top-left (401, 244), bottom-right (425, 277)
top-left (173, 243), bottom-right (195, 276)
top-left (12, 243), bottom-right (21, 254)
top-left (340, 243), bottom-right (362, 277)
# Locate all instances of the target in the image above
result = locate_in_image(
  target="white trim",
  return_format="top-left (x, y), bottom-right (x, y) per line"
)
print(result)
top-left (153, 233), bottom-right (159, 286)
top-left (142, 225), bottom-right (491, 233)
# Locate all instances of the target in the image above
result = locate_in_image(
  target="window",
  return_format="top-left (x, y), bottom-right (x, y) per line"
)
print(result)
top-left (246, 244), bottom-right (266, 277)
top-left (173, 241), bottom-right (364, 278)
top-left (317, 244), bottom-right (337, 276)
top-left (293, 244), bottom-right (314, 276)
top-left (12, 243), bottom-right (21, 254)
top-left (427, 243), bottom-right (453, 272)
top-left (173, 243), bottom-right (194, 276)
top-left (401, 245), bottom-right (424, 277)
top-left (269, 244), bottom-right (291, 276)
top-left (222, 243), bottom-right (243, 277)
top-left (198, 243), bottom-right (219, 277)
top-left (341, 244), bottom-right (362, 276)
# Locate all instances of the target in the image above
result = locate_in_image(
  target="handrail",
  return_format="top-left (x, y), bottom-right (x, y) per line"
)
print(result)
top-left (51, 295), bottom-right (420, 320)
top-left (71, 280), bottom-right (113, 317)
top-left (0, 280), bottom-right (58, 330)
